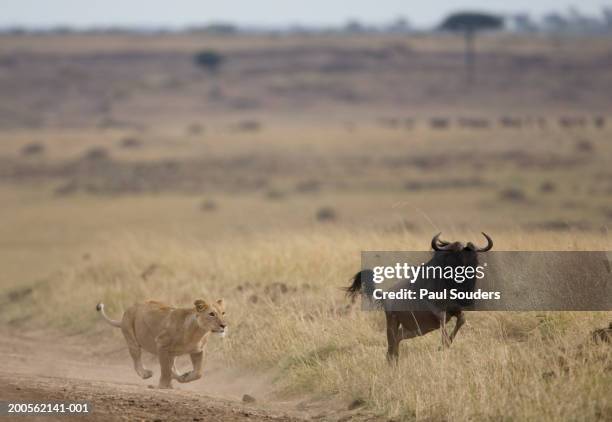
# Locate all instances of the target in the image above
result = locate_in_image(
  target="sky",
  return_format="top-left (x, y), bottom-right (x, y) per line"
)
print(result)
top-left (1, 0), bottom-right (610, 28)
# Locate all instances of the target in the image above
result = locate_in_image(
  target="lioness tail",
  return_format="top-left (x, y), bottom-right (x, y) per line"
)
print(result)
top-left (96, 303), bottom-right (121, 327)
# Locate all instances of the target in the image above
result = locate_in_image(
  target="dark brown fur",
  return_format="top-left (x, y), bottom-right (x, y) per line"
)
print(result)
top-left (346, 233), bottom-right (492, 362)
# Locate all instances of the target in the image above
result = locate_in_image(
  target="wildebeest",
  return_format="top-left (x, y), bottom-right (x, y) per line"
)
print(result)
top-left (458, 117), bottom-right (490, 129)
top-left (430, 117), bottom-right (450, 130)
top-left (593, 116), bottom-right (606, 129)
top-left (499, 116), bottom-right (523, 129)
top-left (559, 116), bottom-right (587, 129)
top-left (346, 232), bottom-right (493, 362)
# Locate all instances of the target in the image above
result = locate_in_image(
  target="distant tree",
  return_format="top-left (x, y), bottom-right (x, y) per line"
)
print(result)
top-left (439, 12), bottom-right (504, 84)
top-left (542, 13), bottom-right (569, 32)
top-left (193, 50), bottom-right (224, 74)
top-left (603, 8), bottom-right (612, 29)
top-left (512, 13), bottom-right (538, 33)
top-left (344, 20), bottom-right (365, 33)
top-left (194, 50), bottom-right (225, 100)
top-left (205, 23), bottom-right (237, 35)
top-left (387, 17), bottom-right (411, 33)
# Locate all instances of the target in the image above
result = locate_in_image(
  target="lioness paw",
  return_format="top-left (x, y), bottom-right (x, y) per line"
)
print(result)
top-left (178, 372), bottom-right (191, 383)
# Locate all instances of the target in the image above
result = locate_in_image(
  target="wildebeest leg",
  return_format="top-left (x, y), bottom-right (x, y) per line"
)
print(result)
top-left (400, 311), bottom-right (423, 339)
top-left (385, 312), bottom-right (401, 364)
top-left (438, 312), bottom-right (451, 348)
top-left (399, 325), bottom-right (418, 340)
top-left (449, 311), bottom-right (465, 343)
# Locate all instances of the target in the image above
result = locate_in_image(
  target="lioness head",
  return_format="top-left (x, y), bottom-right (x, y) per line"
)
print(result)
top-left (194, 299), bottom-right (227, 336)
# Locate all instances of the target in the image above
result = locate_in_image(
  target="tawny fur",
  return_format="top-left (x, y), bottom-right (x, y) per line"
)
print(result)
top-left (97, 299), bottom-right (226, 389)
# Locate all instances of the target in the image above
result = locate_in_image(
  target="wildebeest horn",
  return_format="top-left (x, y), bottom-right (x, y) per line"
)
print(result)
top-left (476, 232), bottom-right (493, 252)
top-left (431, 233), bottom-right (451, 251)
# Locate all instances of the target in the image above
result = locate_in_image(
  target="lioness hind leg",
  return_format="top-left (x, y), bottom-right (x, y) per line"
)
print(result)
top-left (121, 324), bottom-right (153, 379)
top-left (128, 346), bottom-right (153, 379)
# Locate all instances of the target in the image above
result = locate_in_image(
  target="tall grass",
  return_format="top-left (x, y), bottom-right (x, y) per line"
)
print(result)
top-left (13, 229), bottom-right (612, 420)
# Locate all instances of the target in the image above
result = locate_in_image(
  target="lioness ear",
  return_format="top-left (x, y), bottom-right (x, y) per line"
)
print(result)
top-left (216, 298), bottom-right (225, 310)
top-left (194, 299), bottom-right (208, 312)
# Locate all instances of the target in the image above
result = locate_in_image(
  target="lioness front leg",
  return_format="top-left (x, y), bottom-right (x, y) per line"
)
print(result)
top-left (171, 358), bottom-right (182, 381)
top-left (157, 350), bottom-right (174, 389)
top-left (177, 351), bottom-right (204, 383)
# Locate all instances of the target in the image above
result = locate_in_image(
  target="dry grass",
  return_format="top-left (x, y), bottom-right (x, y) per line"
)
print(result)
top-left (2, 229), bottom-right (609, 421)
top-left (1, 32), bottom-right (611, 420)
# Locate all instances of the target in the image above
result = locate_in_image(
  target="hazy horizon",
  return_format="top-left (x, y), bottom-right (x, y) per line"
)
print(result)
top-left (2, 0), bottom-right (611, 29)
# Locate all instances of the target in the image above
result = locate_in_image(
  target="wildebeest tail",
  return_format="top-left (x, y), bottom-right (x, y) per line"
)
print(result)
top-left (345, 269), bottom-right (377, 303)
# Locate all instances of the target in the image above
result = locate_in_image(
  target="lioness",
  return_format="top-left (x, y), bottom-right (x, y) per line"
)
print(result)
top-left (96, 299), bottom-right (226, 389)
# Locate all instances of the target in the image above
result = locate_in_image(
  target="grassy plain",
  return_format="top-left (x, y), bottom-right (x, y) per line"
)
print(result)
top-left (0, 32), bottom-right (611, 420)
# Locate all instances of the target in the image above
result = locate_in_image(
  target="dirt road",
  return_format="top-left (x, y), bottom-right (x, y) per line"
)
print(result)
top-left (0, 374), bottom-right (298, 421)
top-left (0, 330), bottom-right (363, 421)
